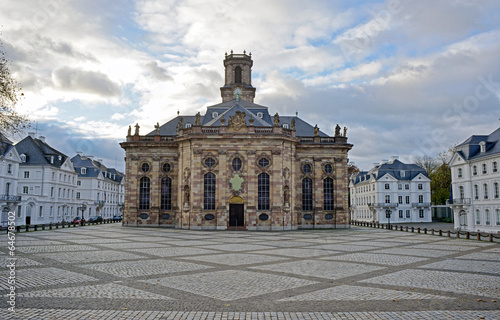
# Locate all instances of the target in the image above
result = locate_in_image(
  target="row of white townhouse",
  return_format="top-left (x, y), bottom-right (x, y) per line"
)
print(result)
top-left (449, 126), bottom-right (500, 233)
top-left (0, 133), bottom-right (125, 227)
top-left (349, 157), bottom-right (432, 224)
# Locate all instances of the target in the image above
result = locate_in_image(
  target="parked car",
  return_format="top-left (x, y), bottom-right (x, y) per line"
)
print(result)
top-left (112, 215), bottom-right (122, 221)
top-left (88, 216), bottom-right (103, 223)
top-left (72, 217), bottom-right (82, 224)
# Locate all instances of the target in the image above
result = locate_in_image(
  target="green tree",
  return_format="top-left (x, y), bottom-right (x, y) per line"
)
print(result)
top-left (1, 41), bottom-right (29, 134)
top-left (429, 162), bottom-right (452, 205)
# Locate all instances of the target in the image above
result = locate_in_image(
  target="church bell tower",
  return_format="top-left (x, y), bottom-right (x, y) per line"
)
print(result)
top-left (220, 50), bottom-right (256, 102)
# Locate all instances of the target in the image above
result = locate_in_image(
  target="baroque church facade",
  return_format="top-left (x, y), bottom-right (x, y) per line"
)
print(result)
top-left (120, 52), bottom-right (353, 230)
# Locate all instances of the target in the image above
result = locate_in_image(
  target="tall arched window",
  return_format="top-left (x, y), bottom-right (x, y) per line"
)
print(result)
top-left (494, 182), bottom-right (499, 199)
top-left (204, 173), bottom-right (216, 210)
top-left (161, 177), bottom-right (172, 210)
top-left (139, 177), bottom-right (150, 210)
top-left (234, 66), bottom-right (242, 83)
top-left (258, 173), bottom-right (270, 210)
top-left (5, 183), bottom-right (10, 196)
top-left (302, 178), bottom-right (313, 211)
top-left (476, 209), bottom-right (481, 225)
top-left (459, 186), bottom-right (465, 199)
top-left (324, 178), bottom-right (334, 210)
top-left (484, 183), bottom-right (489, 199)
top-left (485, 209), bottom-right (491, 225)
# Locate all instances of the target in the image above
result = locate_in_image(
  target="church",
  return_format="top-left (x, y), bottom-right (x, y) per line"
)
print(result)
top-left (120, 52), bottom-right (353, 230)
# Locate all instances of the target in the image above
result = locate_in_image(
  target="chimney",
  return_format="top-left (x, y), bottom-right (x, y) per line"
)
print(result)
top-left (390, 156), bottom-right (399, 162)
top-left (28, 132), bottom-right (36, 138)
top-left (76, 151), bottom-right (83, 157)
top-left (373, 163), bottom-right (379, 168)
top-left (381, 159), bottom-right (388, 165)
top-left (39, 136), bottom-right (46, 143)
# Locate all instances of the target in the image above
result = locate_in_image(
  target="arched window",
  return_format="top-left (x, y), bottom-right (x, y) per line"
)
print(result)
top-left (302, 178), bottom-right (313, 211)
top-left (385, 195), bottom-right (391, 203)
top-left (139, 177), bottom-right (150, 210)
top-left (458, 168), bottom-right (462, 178)
top-left (459, 186), bottom-right (465, 199)
top-left (484, 183), bottom-right (489, 199)
top-left (494, 182), bottom-right (499, 199)
top-left (497, 209), bottom-right (500, 225)
top-left (324, 178), bottom-right (334, 210)
top-left (204, 173), bottom-right (216, 210)
top-left (232, 157), bottom-right (242, 171)
top-left (258, 173), bottom-right (270, 210)
top-left (161, 177), bottom-right (172, 210)
top-left (476, 209), bottom-right (481, 225)
top-left (474, 184), bottom-right (479, 199)
top-left (485, 209), bottom-right (491, 225)
top-left (494, 162), bottom-right (498, 173)
top-left (482, 163), bottom-right (487, 174)
top-left (473, 165), bottom-right (477, 175)
top-left (235, 66), bottom-right (242, 83)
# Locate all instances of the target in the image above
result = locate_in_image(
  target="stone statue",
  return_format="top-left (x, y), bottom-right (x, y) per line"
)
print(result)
top-left (291, 118), bottom-right (295, 131)
top-left (314, 125), bottom-right (319, 137)
top-left (134, 123), bottom-right (140, 136)
top-left (274, 113), bottom-right (280, 126)
top-left (154, 122), bottom-right (160, 135)
top-left (249, 115), bottom-right (254, 125)
top-left (184, 185), bottom-right (190, 205)
top-left (220, 116), bottom-right (226, 125)
top-left (195, 112), bottom-right (201, 126)
top-left (177, 117), bottom-right (184, 131)
top-left (127, 125), bottom-right (131, 136)
top-left (284, 186), bottom-right (290, 204)
top-left (335, 124), bottom-right (341, 137)
top-left (343, 126), bottom-right (348, 137)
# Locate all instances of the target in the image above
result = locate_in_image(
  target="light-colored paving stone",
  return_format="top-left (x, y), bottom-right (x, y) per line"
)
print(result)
top-left (18, 283), bottom-right (174, 299)
top-left (15, 245), bottom-right (97, 253)
top-left (0, 267), bottom-right (97, 290)
top-left (455, 252), bottom-right (500, 261)
top-left (96, 242), bottom-right (170, 249)
top-left (0, 256), bottom-right (41, 267)
top-left (252, 248), bottom-right (340, 258)
top-left (362, 269), bottom-right (500, 298)
top-left (418, 259), bottom-right (500, 274)
top-left (142, 270), bottom-right (317, 301)
top-left (37, 250), bottom-right (146, 263)
top-left (80, 259), bottom-right (212, 278)
top-left (250, 260), bottom-right (385, 280)
top-left (372, 247), bottom-right (458, 257)
top-left (127, 247), bottom-right (220, 257)
top-left (307, 244), bottom-right (380, 252)
top-left (201, 243), bottom-right (275, 252)
top-left (278, 284), bottom-right (454, 301)
top-left (321, 253), bottom-right (428, 266)
top-left (181, 253), bottom-right (289, 266)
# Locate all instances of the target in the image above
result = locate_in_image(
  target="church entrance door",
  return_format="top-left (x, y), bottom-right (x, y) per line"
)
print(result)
top-left (229, 204), bottom-right (244, 228)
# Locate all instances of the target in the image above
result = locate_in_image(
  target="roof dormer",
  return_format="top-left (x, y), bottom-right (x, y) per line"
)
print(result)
top-left (479, 141), bottom-right (486, 153)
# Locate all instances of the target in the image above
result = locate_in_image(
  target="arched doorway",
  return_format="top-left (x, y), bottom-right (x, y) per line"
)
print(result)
top-left (229, 196), bottom-right (244, 228)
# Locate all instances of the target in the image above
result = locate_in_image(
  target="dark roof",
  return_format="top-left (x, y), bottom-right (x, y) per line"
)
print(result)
top-left (455, 126), bottom-right (500, 160)
top-left (71, 154), bottom-right (124, 182)
top-left (72, 154), bottom-right (125, 182)
top-left (15, 136), bottom-right (68, 167)
top-left (147, 98), bottom-right (329, 137)
top-left (0, 133), bottom-right (14, 156)
top-left (351, 159), bottom-right (428, 185)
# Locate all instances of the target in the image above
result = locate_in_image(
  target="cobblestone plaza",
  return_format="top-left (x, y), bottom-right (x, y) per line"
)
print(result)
top-left (1, 224), bottom-right (499, 319)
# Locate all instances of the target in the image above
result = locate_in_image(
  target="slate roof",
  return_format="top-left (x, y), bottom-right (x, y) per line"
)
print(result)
top-left (147, 98), bottom-right (329, 137)
top-left (0, 133), bottom-right (15, 157)
top-left (351, 159), bottom-right (428, 186)
top-left (454, 126), bottom-right (500, 161)
top-left (71, 154), bottom-right (124, 183)
top-left (15, 136), bottom-right (68, 167)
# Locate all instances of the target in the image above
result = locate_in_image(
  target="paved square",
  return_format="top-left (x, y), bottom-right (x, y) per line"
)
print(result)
top-left (141, 270), bottom-right (318, 301)
top-left (0, 223), bottom-right (499, 319)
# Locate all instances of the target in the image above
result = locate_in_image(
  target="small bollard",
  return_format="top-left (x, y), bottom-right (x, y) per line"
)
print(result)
top-left (400, 226), bottom-right (403, 231)
top-left (477, 233), bottom-right (481, 241)
top-left (411, 227), bottom-right (414, 233)
top-left (439, 230), bottom-right (442, 236)
top-left (42, 225), bottom-right (45, 230)
top-left (55, 223), bottom-right (59, 229)
top-left (489, 234), bottom-right (493, 242)
top-left (16, 226), bottom-right (21, 233)
top-left (34, 225), bottom-right (37, 231)
top-left (456, 231), bottom-right (460, 238)
top-left (417, 227), bottom-right (421, 233)
top-left (424, 228), bottom-right (427, 234)
top-left (49, 223), bottom-right (52, 230)
top-left (26, 225), bottom-right (30, 232)
top-left (466, 232), bottom-right (470, 239)
top-left (405, 226), bottom-right (408, 232)
top-left (431, 229), bottom-right (434, 235)
top-left (447, 230), bottom-right (450, 237)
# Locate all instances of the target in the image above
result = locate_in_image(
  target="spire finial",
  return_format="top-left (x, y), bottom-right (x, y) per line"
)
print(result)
top-left (243, 50), bottom-right (246, 54)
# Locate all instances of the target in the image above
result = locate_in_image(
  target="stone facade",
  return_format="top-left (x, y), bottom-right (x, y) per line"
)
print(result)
top-left (120, 53), bottom-right (352, 230)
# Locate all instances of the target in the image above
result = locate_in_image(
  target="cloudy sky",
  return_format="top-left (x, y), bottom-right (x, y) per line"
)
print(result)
top-left (2, 0), bottom-right (500, 172)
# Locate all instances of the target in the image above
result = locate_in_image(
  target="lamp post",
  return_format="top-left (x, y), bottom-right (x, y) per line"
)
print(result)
top-left (386, 209), bottom-right (391, 229)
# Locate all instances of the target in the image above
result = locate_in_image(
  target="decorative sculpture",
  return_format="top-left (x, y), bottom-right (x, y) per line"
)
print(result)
top-left (343, 126), bottom-right (348, 137)
top-left (154, 122), bottom-right (160, 135)
top-left (335, 124), bottom-right (341, 137)
top-left (291, 118), bottom-right (295, 131)
top-left (195, 112), bottom-right (201, 126)
top-left (274, 113), bottom-right (280, 126)
top-left (134, 123), bottom-right (140, 136)
top-left (314, 125), bottom-right (319, 137)
top-left (127, 125), bottom-right (131, 136)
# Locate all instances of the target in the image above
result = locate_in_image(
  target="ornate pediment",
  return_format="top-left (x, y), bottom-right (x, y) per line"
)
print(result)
top-left (227, 111), bottom-right (248, 132)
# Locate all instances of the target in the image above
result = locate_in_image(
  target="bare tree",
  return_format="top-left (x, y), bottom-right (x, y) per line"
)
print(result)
top-left (1, 41), bottom-right (29, 134)
top-left (413, 155), bottom-right (438, 175)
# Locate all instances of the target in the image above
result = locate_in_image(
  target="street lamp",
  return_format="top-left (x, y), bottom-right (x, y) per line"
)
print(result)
top-left (386, 210), bottom-right (391, 229)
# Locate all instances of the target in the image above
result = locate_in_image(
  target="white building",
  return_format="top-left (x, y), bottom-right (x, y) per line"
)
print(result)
top-left (14, 134), bottom-right (79, 225)
top-left (350, 157), bottom-right (432, 224)
top-left (71, 154), bottom-right (125, 220)
top-left (449, 126), bottom-right (500, 233)
top-left (0, 134), bottom-right (22, 227)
